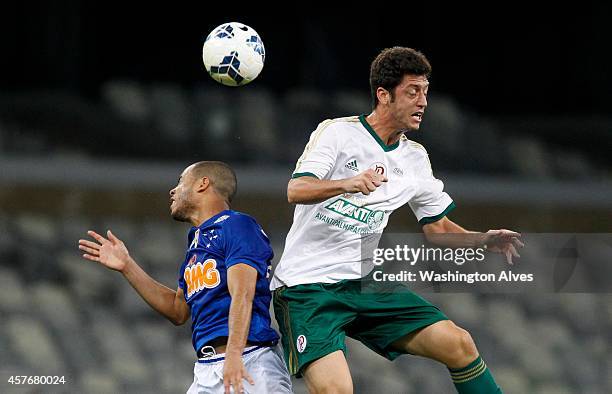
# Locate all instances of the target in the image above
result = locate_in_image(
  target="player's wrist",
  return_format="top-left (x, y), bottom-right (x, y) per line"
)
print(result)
top-left (225, 347), bottom-right (243, 357)
top-left (339, 177), bottom-right (354, 193)
top-left (119, 257), bottom-right (136, 275)
top-left (475, 233), bottom-right (489, 248)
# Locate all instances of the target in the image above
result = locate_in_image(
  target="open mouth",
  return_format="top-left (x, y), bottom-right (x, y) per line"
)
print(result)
top-left (411, 111), bottom-right (423, 122)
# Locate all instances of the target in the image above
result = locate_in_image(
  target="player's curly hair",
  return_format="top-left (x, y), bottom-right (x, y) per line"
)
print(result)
top-left (369, 47), bottom-right (431, 108)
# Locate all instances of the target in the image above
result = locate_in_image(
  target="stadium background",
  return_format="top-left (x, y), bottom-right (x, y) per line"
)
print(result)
top-left (1, 6), bottom-right (611, 394)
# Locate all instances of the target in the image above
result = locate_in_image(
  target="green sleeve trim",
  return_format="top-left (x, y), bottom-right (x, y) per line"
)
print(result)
top-left (291, 172), bottom-right (319, 179)
top-left (419, 201), bottom-right (456, 225)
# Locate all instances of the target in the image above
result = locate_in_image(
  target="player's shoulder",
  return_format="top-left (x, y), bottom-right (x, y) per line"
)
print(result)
top-left (315, 115), bottom-right (361, 128)
top-left (400, 135), bottom-right (429, 156)
top-left (222, 211), bottom-right (270, 244)
top-left (314, 115), bottom-right (361, 132)
top-left (221, 210), bottom-right (261, 230)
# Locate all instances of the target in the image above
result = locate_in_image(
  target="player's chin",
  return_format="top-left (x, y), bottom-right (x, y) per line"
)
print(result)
top-left (403, 123), bottom-right (421, 133)
top-left (402, 118), bottom-right (422, 131)
top-left (170, 208), bottom-right (186, 222)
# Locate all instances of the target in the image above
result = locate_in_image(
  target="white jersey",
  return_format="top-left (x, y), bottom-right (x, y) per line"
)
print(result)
top-left (271, 115), bottom-right (454, 289)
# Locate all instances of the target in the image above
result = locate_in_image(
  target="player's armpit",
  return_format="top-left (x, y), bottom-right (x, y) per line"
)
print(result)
top-left (172, 287), bottom-right (190, 326)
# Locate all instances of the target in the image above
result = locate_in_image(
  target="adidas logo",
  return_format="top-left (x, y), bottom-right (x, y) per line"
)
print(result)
top-left (345, 159), bottom-right (359, 172)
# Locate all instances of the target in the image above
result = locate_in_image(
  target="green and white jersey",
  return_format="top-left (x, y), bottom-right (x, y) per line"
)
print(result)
top-left (271, 115), bottom-right (455, 289)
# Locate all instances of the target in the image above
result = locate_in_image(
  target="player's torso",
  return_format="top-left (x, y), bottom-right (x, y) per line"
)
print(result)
top-left (182, 226), bottom-right (231, 312)
top-left (273, 116), bottom-right (430, 287)
top-left (299, 116), bottom-right (427, 236)
top-left (180, 211), bottom-right (276, 335)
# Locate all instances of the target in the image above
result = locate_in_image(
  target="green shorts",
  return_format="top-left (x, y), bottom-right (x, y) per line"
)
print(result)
top-left (272, 274), bottom-right (448, 377)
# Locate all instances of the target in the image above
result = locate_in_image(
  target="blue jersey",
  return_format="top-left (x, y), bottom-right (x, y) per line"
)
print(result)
top-left (178, 210), bottom-right (279, 356)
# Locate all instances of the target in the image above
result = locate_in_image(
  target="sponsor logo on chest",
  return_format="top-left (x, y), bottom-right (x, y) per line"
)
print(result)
top-left (325, 198), bottom-right (384, 230)
top-left (184, 258), bottom-right (221, 297)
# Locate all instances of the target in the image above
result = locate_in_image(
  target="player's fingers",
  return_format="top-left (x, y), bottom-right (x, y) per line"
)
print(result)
top-left (509, 244), bottom-right (520, 258)
top-left (78, 244), bottom-right (99, 256)
top-left (88, 230), bottom-right (108, 244)
top-left (360, 170), bottom-right (374, 182)
top-left (513, 238), bottom-right (525, 248)
top-left (372, 179), bottom-right (383, 187)
top-left (107, 230), bottom-right (121, 245)
top-left (224, 379), bottom-right (231, 394)
top-left (366, 181), bottom-right (376, 192)
top-left (243, 369), bottom-right (255, 385)
top-left (359, 184), bottom-right (371, 195)
top-left (79, 239), bottom-right (100, 249)
top-left (235, 379), bottom-right (243, 393)
top-left (82, 253), bottom-right (100, 262)
top-left (504, 249), bottom-right (513, 265)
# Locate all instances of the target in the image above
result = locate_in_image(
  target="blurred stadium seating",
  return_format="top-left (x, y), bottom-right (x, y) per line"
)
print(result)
top-left (1, 84), bottom-right (610, 180)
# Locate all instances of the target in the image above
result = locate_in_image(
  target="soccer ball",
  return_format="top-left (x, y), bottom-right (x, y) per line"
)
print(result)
top-left (202, 22), bottom-right (265, 87)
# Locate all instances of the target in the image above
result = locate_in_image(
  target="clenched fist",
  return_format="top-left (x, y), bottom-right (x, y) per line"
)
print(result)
top-left (342, 169), bottom-right (388, 195)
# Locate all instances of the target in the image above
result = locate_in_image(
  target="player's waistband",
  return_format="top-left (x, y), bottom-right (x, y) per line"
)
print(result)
top-left (196, 338), bottom-right (277, 359)
top-left (197, 345), bottom-right (267, 364)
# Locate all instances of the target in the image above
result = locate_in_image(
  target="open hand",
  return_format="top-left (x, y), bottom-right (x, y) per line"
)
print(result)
top-left (78, 230), bottom-right (132, 272)
top-left (483, 229), bottom-right (524, 265)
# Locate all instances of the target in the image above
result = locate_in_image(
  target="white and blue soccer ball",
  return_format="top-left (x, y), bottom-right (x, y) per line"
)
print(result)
top-left (202, 22), bottom-right (265, 87)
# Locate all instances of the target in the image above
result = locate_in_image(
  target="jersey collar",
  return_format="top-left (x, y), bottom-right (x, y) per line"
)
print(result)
top-left (194, 209), bottom-right (233, 230)
top-left (359, 114), bottom-right (400, 152)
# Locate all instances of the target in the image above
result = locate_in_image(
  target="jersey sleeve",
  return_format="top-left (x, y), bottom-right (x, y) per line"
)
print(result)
top-left (223, 215), bottom-right (272, 278)
top-left (177, 263), bottom-right (187, 292)
top-left (408, 150), bottom-right (455, 224)
top-left (292, 121), bottom-right (339, 180)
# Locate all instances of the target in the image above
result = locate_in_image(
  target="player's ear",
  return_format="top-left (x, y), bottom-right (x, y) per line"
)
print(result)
top-left (377, 87), bottom-right (390, 106)
top-left (194, 176), bottom-right (211, 193)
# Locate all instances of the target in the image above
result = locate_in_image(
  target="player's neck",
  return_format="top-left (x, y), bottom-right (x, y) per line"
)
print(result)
top-left (191, 200), bottom-right (230, 227)
top-left (366, 111), bottom-right (404, 146)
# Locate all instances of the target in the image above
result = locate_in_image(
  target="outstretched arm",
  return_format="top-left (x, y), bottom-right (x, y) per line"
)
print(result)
top-left (422, 217), bottom-right (524, 264)
top-left (78, 230), bottom-right (190, 325)
top-left (223, 263), bottom-right (258, 394)
top-left (287, 169), bottom-right (388, 204)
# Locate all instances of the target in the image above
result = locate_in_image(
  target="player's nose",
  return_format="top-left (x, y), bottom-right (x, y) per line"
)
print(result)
top-left (418, 91), bottom-right (427, 108)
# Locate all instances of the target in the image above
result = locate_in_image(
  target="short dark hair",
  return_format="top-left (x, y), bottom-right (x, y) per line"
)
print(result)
top-left (191, 161), bottom-right (237, 203)
top-left (369, 47), bottom-right (431, 108)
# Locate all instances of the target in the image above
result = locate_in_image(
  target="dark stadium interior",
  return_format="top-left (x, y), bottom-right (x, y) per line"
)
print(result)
top-left (1, 6), bottom-right (611, 394)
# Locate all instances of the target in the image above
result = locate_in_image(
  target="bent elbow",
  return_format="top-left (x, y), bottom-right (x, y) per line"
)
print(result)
top-left (171, 316), bottom-right (187, 326)
top-left (287, 183), bottom-right (299, 204)
top-left (287, 191), bottom-right (297, 204)
top-left (422, 222), bottom-right (442, 240)
top-left (170, 311), bottom-right (189, 326)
